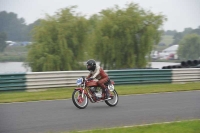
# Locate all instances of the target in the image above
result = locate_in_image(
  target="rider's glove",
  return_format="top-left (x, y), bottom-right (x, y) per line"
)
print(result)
top-left (87, 78), bottom-right (94, 81)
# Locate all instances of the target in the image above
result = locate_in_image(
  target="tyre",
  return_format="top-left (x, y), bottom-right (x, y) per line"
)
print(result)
top-left (72, 90), bottom-right (88, 109)
top-left (105, 90), bottom-right (119, 107)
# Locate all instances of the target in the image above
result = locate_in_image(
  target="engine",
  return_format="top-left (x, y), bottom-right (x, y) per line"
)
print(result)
top-left (90, 87), bottom-right (102, 98)
top-left (90, 87), bottom-right (97, 92)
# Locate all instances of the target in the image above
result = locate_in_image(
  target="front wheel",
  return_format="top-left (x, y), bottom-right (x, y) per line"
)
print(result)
top-left (72, 90), bottom-right (88, 109)
top-left (105, 90), bottom-right (119, 107)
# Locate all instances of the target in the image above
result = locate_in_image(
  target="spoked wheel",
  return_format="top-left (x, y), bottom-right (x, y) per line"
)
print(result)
top-left (72, 90), bottom-right (88, 109)
top-left (105, 90), bottom-right (119, 107)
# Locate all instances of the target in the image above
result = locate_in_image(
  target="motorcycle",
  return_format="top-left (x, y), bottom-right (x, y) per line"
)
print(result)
top-left (72, 77), bottom-right (119, 109)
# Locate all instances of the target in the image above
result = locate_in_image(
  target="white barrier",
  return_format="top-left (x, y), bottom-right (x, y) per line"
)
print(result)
top-left (25, 71), bottom-right (88, 89)
top-left (172, 68), bottom-right (200, 82)
top-left (25, 68), bottom-right (200, 89)
top-left (1, 68), bottom-right (200, 91)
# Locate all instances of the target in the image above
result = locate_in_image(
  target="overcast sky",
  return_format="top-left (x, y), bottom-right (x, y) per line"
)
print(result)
top-left (0, 0), bottom-right (200, 32)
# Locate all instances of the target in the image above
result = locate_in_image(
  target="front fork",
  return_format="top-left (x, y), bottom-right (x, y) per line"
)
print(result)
top-left (75, 87), bottom-right (95, 103)
top-left (75, 88), bottom-right (84, 97)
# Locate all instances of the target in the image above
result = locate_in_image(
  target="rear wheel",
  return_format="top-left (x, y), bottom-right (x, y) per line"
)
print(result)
top-left (105, 90), bottom-right (118, 107)
top-left (72, 90), bottom-right (88, 109)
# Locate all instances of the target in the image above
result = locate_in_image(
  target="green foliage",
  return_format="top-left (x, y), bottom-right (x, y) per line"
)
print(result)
top-left (0, 11), bottom-right (41, 41)
top-left (24, 19), bottom-right (42, 42)
top-left (26, 3), bottom-right (166, 71)
top-left (91, 3), bottom-right (166, 69)
top-left (0, 55), bottom-right (26, 62)
top-left (172, 27), bottom-right (200, 45)
top-left (160, 35), bottom-right (174, 46)
top-left (27, 6), bottom-right (88, 71)
top-left (0, 46), bottom-right (28, 61)
top-left (0, 11), bottom-right (26, 41)
top-left (164, 30), bottom-right (177, 36)
top-left (156, 35), bottom-right (174, 51)
top-left (84, 14), bottom-right (102, 59)
top-left (178, 34), bottom-right (200, 60)
top-left (0, 32), bottom-right (7, 52)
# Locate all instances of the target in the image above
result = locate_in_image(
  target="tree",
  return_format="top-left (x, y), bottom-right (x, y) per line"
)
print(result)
top-left (178, 34), bottom-right (200, 60)
top-left (0, 11), bottom-right (28, 41)
top-left (27, 6), bottom-right (88, 71)
top-left (91, 3), bottom-right (166, 69)
top-left (173, 32), bottom-right (182, 45)
top-left (164, 30), bottom-right (177, 36)
top-left (0, 32), bottom-right (7, 52)
top-left (172, 26), bottom-right (200, 45)
top-left (25, 19), bottom-right (42, 41)
top-left (84, 14), bottom-right (103, 59)
top-left (191, 26), bottom-right (200, 35)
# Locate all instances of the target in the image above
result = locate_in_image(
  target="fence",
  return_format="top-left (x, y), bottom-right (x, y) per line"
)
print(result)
top-left (0, 68), bottom-right (200, 91)
top-left (107, 69), bottom-right (172, 85)
top-left (172, 68), bottom-right (200, 82)
top-left (0, 71), bottom-right (88, 91)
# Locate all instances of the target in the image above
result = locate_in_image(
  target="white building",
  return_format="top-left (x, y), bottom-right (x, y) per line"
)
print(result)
top-left (159, 44), bottom-right (179, 59)
top-left (5, 41), bottom-right (15, 46)
top-left (150, 50), bottom-right (159, 59)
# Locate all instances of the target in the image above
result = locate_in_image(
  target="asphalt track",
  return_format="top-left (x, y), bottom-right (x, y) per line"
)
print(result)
top-left (0, 91), bottom-right (200, 133)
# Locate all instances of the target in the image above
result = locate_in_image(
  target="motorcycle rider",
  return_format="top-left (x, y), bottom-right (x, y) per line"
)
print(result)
top-left (86, 59), bottom-right (111, 100)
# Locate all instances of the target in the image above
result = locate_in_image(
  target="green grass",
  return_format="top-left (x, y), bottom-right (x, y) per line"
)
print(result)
top-left (160, 35), bottom-right (174, 46)
top-left (0, 82), bottom-right (200, 103)
top-left (0, 46), bottom-right (28, 61)
top-left (69, 120), bottom-right (200, 133)
top-left (156, 35), bottom-right (174, 51)
top-left (0, 88), bottom-right (74, 103)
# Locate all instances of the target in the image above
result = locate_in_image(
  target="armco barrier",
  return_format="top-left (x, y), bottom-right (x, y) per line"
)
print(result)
top-left (25, 71), bottom-right (89, 89)
top-left (172, 68), bottom-right (200, 82)
top-left (0, 73), bottom-right (26, 91)
top-left (0, 71), bottom-right (88, 91)
top-left (0, 68), bottom-right (200, 91)
top-left (107, 69), bottom-right (172, 85)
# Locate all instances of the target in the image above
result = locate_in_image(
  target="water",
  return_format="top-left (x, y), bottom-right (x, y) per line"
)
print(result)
top-left (0, 62), bottom-right (179, 74)
top-left (0, 62), bottom-right (31, 74)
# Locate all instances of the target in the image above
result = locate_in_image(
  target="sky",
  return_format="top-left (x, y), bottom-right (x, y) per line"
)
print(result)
top-left (0, 0), bottom-right (200, 32)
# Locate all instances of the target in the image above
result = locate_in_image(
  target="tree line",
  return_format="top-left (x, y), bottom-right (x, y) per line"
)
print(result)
top-left (0, 11), bottom-right (40, 52)
top-left (0, 11), bottom-right (40, 42)
top-left (1, 3), bottom-right (199, 71)
top-left (164, 27), bottom-right (200, 45)
top-left (164, 27), bottom-right (200, 60)
top-left (26, 3), bottom-right (166, 71)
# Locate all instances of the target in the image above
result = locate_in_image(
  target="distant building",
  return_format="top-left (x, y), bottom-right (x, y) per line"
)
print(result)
top-left (159, 44), bottom-right (179, 59)
top-left (150, 50), bottom-right (159, 59)
top-left (5, 41), bottom-right (15, 46)
top-left (5, 41), bottom-right (32, 46)
top-left (20, 42), bottom-right (32, 46)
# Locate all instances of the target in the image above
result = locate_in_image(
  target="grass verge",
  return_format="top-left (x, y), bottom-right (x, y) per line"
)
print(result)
top-left (69, 120), bottom-right (200, 133)
top-left (0, 82), bottom-right (200, 103)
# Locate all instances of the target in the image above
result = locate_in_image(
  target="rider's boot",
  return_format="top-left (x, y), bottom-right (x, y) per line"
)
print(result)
top-left (104, 88), bottom-right (111, 100)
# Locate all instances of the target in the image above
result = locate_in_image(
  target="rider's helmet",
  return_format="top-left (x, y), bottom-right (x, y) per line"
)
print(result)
top-left (86, 59), bottom-right (96, 71)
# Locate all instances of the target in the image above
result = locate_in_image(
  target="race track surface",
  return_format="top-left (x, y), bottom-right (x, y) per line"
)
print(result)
top-left (0, 91), bottom-right (200, 133)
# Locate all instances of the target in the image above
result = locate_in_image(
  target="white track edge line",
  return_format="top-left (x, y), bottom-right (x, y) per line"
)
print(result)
top-left (78, 119), bottom-right (200, 132)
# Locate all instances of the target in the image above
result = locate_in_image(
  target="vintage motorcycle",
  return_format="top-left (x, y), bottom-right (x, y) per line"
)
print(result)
top-left (72, 77), bottom-right (119, 109)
